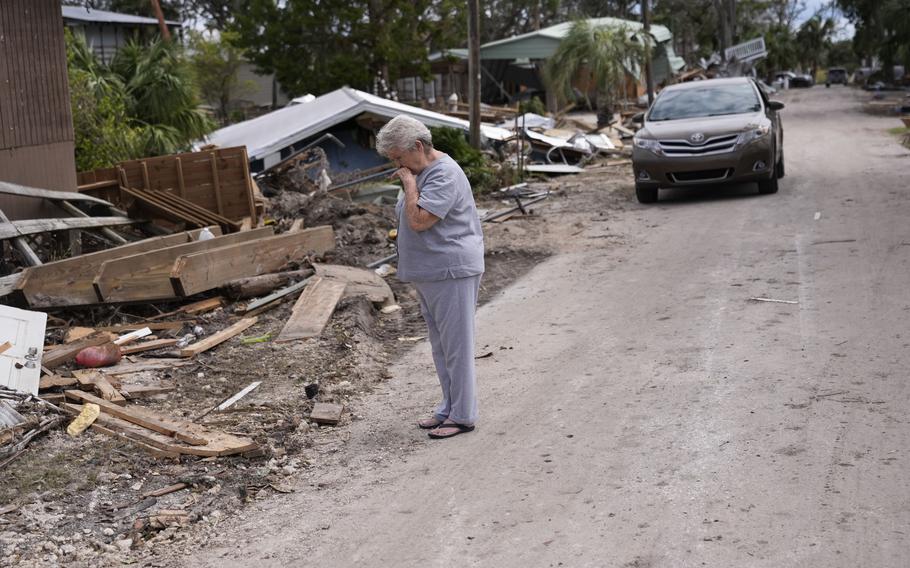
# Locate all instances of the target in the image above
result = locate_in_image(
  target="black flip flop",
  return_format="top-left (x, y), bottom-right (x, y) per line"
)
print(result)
top-left (428, 422), bottom-right (475, 439)
top-left (417, 417), bottom-right (445, 430)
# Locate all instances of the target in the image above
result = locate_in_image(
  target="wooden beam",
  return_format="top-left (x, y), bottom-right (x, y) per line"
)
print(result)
top-left (58, 201), bottom-right (129, 245)
top-left (72, 369), bottom-right (127, 405)
top-left (178, 317), bottom-right (258, 358)
top-left (313, 264), bottom-right (395, 304)
top-left (239, 148), bottom-right (258, 224)
top-left (16, 228), bottom-right (219, 308)
top-left (93, 227), bottom-right (274, 303)
top-left (0, 179), bottom-right (114, 206)
top-left (171, 226), bottom-right (335, 297)
top-left (276, 277), bottom-right (347, 342)
top-left (0, 207), bottom-right (41, 266)
top-left (175, 157), bottom-right (186, 198)
top-left (0, 216), bottom-right (136, 241)
top-left (95, 321), bottom-right (190, 332)
top-left (65, 390), bottom-right (208, 446)
top-left (119, 338), bottom-right (179, 355)
top-left (209, 152), bottom-right (225, 216)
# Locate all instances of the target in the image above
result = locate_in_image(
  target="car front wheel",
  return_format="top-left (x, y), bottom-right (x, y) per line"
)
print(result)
top-left (635, 184), bottom-right (658, 203)
top-left (758, 176), bottom-right (779, 194)
top-left (775, 152), bottom-right (785, 178)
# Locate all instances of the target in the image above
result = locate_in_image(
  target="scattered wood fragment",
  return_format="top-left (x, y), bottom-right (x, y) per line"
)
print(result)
top-left (64, 327), bottom-right (96, 343)
top-left (72, 370), bottom-right (127, 405)
top-left (114, 327), bottom-right (152, 346)
top-left (309, 402), bottom-right (344, 425)
top-left (66, 403), bottom-right (100, 437)
top-left (313, 264), bottom-right (395, 305)
top-left (96, 321), bottom-right (190, 333)
top-left (0, 342), bottom-right (10, 355)
top-left (92, 359), bottom-right (194, 376)
top-left (178, 317), bottom-right (258, 358)
top-left (223, 269), bottom-right (314, 300)
top-left (119, 382), bottom-right (176, 399)
top-left (43, 332), bottom-right (117, 369)
top-left (288, 218), bottom-right (305, 232)
top-left (239, 277), bottom-right (312, 316)
top-left (39, 375), bottom-right (78, 390)
top-left (196, 381), bottom-right (262, 420)
top-left (142, 483), bottom-right (187, 499)
top-left (65, 390), bottom-right (208, 446)
top-left (120, 339), bottom-right (179, 356)
top-left (748, 297), bottom-right (798, 305)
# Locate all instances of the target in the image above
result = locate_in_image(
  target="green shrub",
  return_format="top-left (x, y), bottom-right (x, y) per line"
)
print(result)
top-left (429, 126), bottom-right (498, 193)
top-left (518, 96), bottom-right (547, 116)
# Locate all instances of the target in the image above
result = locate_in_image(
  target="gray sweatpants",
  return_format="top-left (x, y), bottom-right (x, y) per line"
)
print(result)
top-left (413, 274), bottom-right (482, 425)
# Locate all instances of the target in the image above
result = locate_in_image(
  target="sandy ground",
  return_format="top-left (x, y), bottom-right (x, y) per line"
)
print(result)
top-left (83, 86), bottom-right (910, 566)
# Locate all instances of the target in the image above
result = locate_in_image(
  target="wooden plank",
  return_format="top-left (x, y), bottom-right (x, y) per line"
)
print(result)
top-left (276, 277), bottom-right (347, 342)
top-left (120, 339), bottom-right (179, 355)
top-left (94, 227), bottom-right (274, 303)
top-left (239, 148), bottom-right (258, 223)
top-left (313, 264), bottom-right (395, 305)
top-left (72, 369), bottom-right (126, 405)
top-left (42, 332), bottom-right (116, 369)
top-left (175, 157), bottom-right (186, 198)
top-left (0, 341), bottom-right (11, 355)
top-left (95, 321), bottom-right (190, 332)
top-left (119, 382), bottom-right (176, 399)
top-left (15, 229), bottom-right (218, 308)
top-left (0, 207), bottom-right (41, 267)
top-left (148, 190), bottom-right (240, 230)
top-left (65, 327), bottom-right (96, 343)
top-left (309, 402), bottom-right (344, 425)
top-left (171, 226), bottom-right (335, 297)
top-left (119, 185), bottom-right (209, 228)
top-left (209, 152), bottom-right (224, 215)
top-left (64, 390), bottom-right (208, 446)
top-left (61, 404), bottom-right (181, 458)
top-left (38, 374), bottom-right (77, 390)
top-left (146, 297), bottom-right (224, 321)
top-left (91, 359), bottom-right (194, 376)
top-left (178, 317), bottom-right (258, 358)
top-left (0, 273), bottom-right (23, 298)
top-left (238, 276), bottom-right (312, 315)
top-left (0, 216), bottom-right (135, 241)
top-left (0, 179), bottom-right (113, 206)
top-left (58, 201), bottom-right (129, 245)
top-left (142, 483), bottom-right (187, 498)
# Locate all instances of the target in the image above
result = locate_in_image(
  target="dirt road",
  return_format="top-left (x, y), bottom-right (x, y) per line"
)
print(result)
top-left (178, 87), bottom-right (910, 567)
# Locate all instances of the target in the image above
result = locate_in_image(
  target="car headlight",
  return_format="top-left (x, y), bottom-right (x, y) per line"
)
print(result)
top-left (736, 124), bottom-right (771, 146)
top-left (634, 136), bottom-right (663, 155)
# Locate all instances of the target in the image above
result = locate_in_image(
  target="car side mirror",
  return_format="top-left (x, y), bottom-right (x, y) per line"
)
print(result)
top-left (767, 100), bottom-right (785, 111)
top-left (632, 112), bottom-right (645, 124)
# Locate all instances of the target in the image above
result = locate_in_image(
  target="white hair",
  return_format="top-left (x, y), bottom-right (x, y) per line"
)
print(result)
top-left (376, 115), bottom-right (433, 156)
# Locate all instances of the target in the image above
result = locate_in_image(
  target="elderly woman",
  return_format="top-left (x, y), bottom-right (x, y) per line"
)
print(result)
top-left (376, 115), bottom-right (485, 439)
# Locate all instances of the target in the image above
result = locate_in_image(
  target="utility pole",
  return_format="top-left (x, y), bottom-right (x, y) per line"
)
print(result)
top-left (467, 0), bottom-right (481, 149)
top-left (150, 0), bottom-right (172, 41)
top-left (642, 0), bottom-right (655, 105)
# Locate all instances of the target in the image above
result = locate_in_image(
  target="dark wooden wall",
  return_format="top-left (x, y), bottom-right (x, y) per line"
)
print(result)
top-left (0, 0), bottom-right (76, 215)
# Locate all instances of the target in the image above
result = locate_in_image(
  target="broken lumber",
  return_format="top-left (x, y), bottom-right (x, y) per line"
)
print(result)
top-left (94, 227), bottom-right (274, 303)
top-left (65, 390), bottom-right (208, 446)
top-left (313, 264), bottom-right (395, 305)
top-left (72, 370), bottom-right (127, 405)
top-left (178, 317), bottom-right (258, 358)
top-left (0, 216), bottom-right (135, 242)
top-left (170, 226), bottom-right (335, 297)
top-left (120, 339), bottom-right (180, 355)
top-left (222, 269), bottom-right (314, 300)
top-left (0, 342), bottom-right (10, 355)
top-left (42, 332), bottom-right (117, 370)
top-left (309, 402), bottom-right (344, 425)
top-left (16, 227), bottom-right (221, 308)
top-left (239, 277), bottom-right (313, 316)
top-left (119, 382), bottom-right (176, 399)
top-left (91, 358), bottom-right (193, 376)
top-left (38, 375), bottom-right (78, 390)
top-left (63, 402), bottom-right (258, 457)
top-left (276, 277), bottom-right (347, 342)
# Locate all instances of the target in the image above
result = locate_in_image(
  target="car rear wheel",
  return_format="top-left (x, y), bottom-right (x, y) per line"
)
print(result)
top-left (635, 184), bottom-right (658, 203)
top-left (758, 176), bottom-right (779, 194)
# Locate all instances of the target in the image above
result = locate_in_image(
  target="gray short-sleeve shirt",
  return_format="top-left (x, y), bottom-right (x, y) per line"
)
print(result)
top-left (395, 154), bottom-right (485, 282)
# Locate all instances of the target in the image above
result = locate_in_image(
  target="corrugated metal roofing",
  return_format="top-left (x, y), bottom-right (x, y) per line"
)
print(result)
top-left (205, 87), bottom-right (512, 164)
top-left (0, 400), bottom-right (25, 430)
top-left (62, 6), bottom-right (180, 26)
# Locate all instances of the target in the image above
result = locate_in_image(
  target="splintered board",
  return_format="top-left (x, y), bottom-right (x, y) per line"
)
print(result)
top-left (170, 226), bottom-right (335, 297)
top-left (16, 227), bottom-right (220, 308)
top-left (93, 227), bottom-right (274, 303)
top-left (276, 277), bottom-right (347, 342)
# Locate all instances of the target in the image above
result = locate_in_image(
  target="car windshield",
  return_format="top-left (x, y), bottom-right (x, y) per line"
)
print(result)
top-left (648, 83), bottom-right (761, 121)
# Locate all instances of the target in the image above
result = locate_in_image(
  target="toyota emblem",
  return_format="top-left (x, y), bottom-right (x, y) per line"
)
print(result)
top-left (689, 132), bottom-right (705, 143)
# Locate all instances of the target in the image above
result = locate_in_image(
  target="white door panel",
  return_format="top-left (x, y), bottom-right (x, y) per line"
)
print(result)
top-left (0, 305), bottom-right (47, 395)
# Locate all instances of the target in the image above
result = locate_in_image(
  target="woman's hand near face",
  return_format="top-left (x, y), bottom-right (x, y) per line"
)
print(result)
top-left (393, 167), bottom-right (418, 194)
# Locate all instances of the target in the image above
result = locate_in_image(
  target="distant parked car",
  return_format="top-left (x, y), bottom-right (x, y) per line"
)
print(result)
top-left (789, 74), bottom-right (814, 88)
top-left (631, 77), bottom-right (785, 203)
top-left (826, 67), bottom-right (848, 87)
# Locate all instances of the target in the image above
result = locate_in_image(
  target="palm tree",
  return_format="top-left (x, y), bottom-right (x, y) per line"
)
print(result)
top-left (111, 40), bottom-right (215, 156)
top-left (796, 16), bottom-right (836, 79)
top-left (544, 20), bottom-right (645, 127)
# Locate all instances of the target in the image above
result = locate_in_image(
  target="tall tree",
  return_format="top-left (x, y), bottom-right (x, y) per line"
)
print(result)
top-left (837, 0), bottom-right (910, 78)
top-left (188, 30), bottom-right (254, 122)
top-left (796, 15), bottom-right (835, 77)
